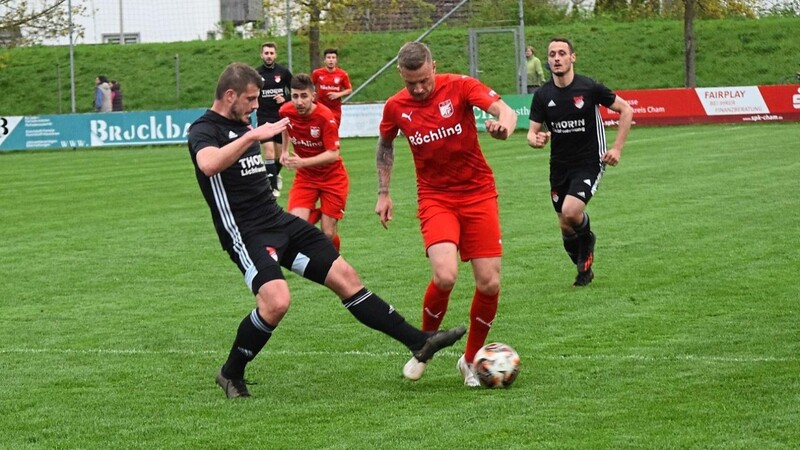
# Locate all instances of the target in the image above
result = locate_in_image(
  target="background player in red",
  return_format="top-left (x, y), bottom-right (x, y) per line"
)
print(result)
top-left (375, 42), bottom-right (517, 387)
top-left (279, 74), bottom-right (348, 251)
top-left (311, 48), bottom-right (352, 127)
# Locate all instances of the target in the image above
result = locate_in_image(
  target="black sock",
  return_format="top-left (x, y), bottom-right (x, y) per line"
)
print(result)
top-left (264, 160), bottom-right (278, 190)
top-left (222, 309), bottom-right (275, 379)
top-left (343, 288), bottom-right (427, 351)
top-left (573, 213), bottom-right (591, 237)
top-left (275, 161), bottom-right (283, 176)
top-left (562, 232), bottom-right (579, 265)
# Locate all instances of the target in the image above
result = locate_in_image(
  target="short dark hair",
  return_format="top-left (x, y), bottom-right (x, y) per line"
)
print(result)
top-left (215, 63), bottom-right (263, 100)
top-left (261, 42), bottom-right (277, 51)
top-left (323, 48), bottom-right (338, 56)
top-left (397, 42), bottom-right (432, 71)
top-left (549, 37), bottom-right (574, 53)
top-left (97, 75), bottom-right (108, 83)
top-left (290, 73), bottom-right (315, 91)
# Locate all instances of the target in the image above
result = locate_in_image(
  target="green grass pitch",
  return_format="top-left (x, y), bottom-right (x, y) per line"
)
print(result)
top-left (1, 122), bottom-right (798, 448)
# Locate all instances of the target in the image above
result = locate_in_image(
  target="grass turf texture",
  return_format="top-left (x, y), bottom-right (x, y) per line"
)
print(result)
top-left (1, 123), bottom-right (798, 448)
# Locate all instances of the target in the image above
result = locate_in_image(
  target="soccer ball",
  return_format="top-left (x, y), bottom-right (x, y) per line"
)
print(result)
top-left (472, 342), bottom-right (520, 389)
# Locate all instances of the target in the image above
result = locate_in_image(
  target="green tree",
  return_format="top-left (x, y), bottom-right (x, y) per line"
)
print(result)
top-left (0, 0), bottom-right (85, 48)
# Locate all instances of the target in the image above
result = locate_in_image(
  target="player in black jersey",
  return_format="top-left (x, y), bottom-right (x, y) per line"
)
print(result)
top-left (527, 37), bottom-right (633, 287)
top-left (256, 42), bottom-right (293, 197)
top-left (188, 63), bottom-right (465, 399)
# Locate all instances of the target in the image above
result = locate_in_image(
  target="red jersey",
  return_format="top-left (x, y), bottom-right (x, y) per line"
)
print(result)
top-left (279, 102), bottom-right (346, 181)
top-left (311, 67), bottom-right (352, 122)
top-left (380, 74), bottom-right (500, 199)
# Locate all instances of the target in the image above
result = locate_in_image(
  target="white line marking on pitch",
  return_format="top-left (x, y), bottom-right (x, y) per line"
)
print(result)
top-left (0, 348), bottom-right (795, 363)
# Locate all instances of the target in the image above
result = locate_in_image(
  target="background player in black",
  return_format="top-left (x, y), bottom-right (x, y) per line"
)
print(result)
top-left (527, 37), bottom-right (633, 287)
top-left (256, 42), bottom-right (293, 197)
top-left (188, 63), bottom-right (465, 399)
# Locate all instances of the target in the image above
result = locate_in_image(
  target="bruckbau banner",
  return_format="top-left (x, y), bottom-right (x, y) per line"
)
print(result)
top-left (2, 85), bottom-right (798, 151)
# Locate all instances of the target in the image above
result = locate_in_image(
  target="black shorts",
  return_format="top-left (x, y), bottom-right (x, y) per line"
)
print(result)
top-left (225, 212), bottom-right (339, 294)
top-left (257, 116), bottom-right (283, 144)
top-left (549, 162), bottom-right (605, 213)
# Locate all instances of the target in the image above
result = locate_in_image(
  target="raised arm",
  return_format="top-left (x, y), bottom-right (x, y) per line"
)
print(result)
top-left (484, 99), bottom-right (517, 140)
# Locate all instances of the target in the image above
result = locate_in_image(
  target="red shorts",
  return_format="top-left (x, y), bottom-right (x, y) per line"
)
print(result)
top-left (417, 195), bottom-right (502, 261)
top-left (287, 172), bottom-right (349, 220)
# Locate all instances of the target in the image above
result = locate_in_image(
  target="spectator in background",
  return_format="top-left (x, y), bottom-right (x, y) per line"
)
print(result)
top-left (94, 75), bottom-right (112, 112)
top-left (525, 45), bottom-right (545, 94)
top-left (311, 48), bottom-right (352, 128)
top-left (110, 80), bottom-right (124, 111)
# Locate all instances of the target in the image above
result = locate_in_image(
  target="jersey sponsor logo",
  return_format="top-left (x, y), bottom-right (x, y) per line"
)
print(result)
top-left (407, 123), bottom-right (463, 146)
top-left (439, 99), bottom-right (454, 118)
top-left (262, 87), bottom-right (284, 98)
top-left (320, 84), bottom-right (340, 91)
top-left (551, 118), bottom-right (586, 134)
top-left (573, 96), bottom-right (584, 109)
top-left (548, 100), bottom-right (556, 107)
top-left (401, 112), bottom-right (413, 122)
top-left (310, 126), bottom-right (320, 138)
top-left (238, 154), bottom-right (266, 176)
top-left (290, 135), bottom-right (323, 148)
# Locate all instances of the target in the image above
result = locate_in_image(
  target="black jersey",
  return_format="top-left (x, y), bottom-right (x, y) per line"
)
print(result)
top-left (529, 74), bottom-right (616, 166)
top-left (255, 63), bottom-right (292, 124)
top-left (187, 110), bottom-right (283, 251)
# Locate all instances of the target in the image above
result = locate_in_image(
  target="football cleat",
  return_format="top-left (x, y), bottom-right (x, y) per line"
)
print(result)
top-left (457, 354), bottom-right (481, 387)
top-left (573, 269), bottom-right (594, 287)
top-left (403, 326), bottom-right (467, 381)
top-left (215, 370), bottom-right (251, 399)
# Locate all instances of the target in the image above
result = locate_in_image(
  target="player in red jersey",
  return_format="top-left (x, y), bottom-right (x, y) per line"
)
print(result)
top-left (279, 73), bottom-right (348, 251)
top-left (311, 48), bottom-right (352, 127)
top-left (375, 42), bottom-right (517, 387)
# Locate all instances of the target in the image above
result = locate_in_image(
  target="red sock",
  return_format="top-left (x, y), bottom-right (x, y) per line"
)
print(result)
top-left (308, 208), bottom-right (322, 225)
top-left (421, 280), bottom-right (452, 332)
top-left (465, 289), bottom-right (499, 363)
top-left (331, 234), bottom-right (340, 252)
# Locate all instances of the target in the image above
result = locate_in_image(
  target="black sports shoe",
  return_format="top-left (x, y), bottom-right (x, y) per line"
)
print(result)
top-left (402, 326), bottom-right (467, 380)
top-left (573, 269), bottom-right (594, 287)
top-left (215, 370), bottom-right (251, 399)
top-left (415, 326), bottom-right (467, 363)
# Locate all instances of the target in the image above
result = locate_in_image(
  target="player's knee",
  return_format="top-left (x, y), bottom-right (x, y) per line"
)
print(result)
top-left (476, 276), bottom-right (500, 296)
top-left (433, 269), bottom-right (458, 291)
top-left (325, 257), bottom-right (363, 297)
top-left (256, 282), bottom-right (292, 323)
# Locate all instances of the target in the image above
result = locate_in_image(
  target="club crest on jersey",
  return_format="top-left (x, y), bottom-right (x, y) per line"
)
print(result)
top-left (439, 99), bottom-right (454, 118)
top-left (274, 75), bottom-right (282, 83)
top-left (333, 77), bottom-right (341, 84)
top-left (310, 126), bottom-right (320, 138)
top-left (573, 96), bottom-right (584, 109)
top-left (551, 191), bottom-right (560, 203)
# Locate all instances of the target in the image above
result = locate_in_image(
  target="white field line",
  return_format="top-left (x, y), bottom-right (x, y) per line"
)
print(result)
top-left (0, 347), bottom-right (795, 363)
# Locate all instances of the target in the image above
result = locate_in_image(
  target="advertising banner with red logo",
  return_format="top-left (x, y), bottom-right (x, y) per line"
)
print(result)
top-left (601, 85), bottom-right (800, 126)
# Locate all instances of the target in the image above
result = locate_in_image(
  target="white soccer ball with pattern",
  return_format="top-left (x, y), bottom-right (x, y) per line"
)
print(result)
top-left (473, 342), bottom-right (520, 388)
